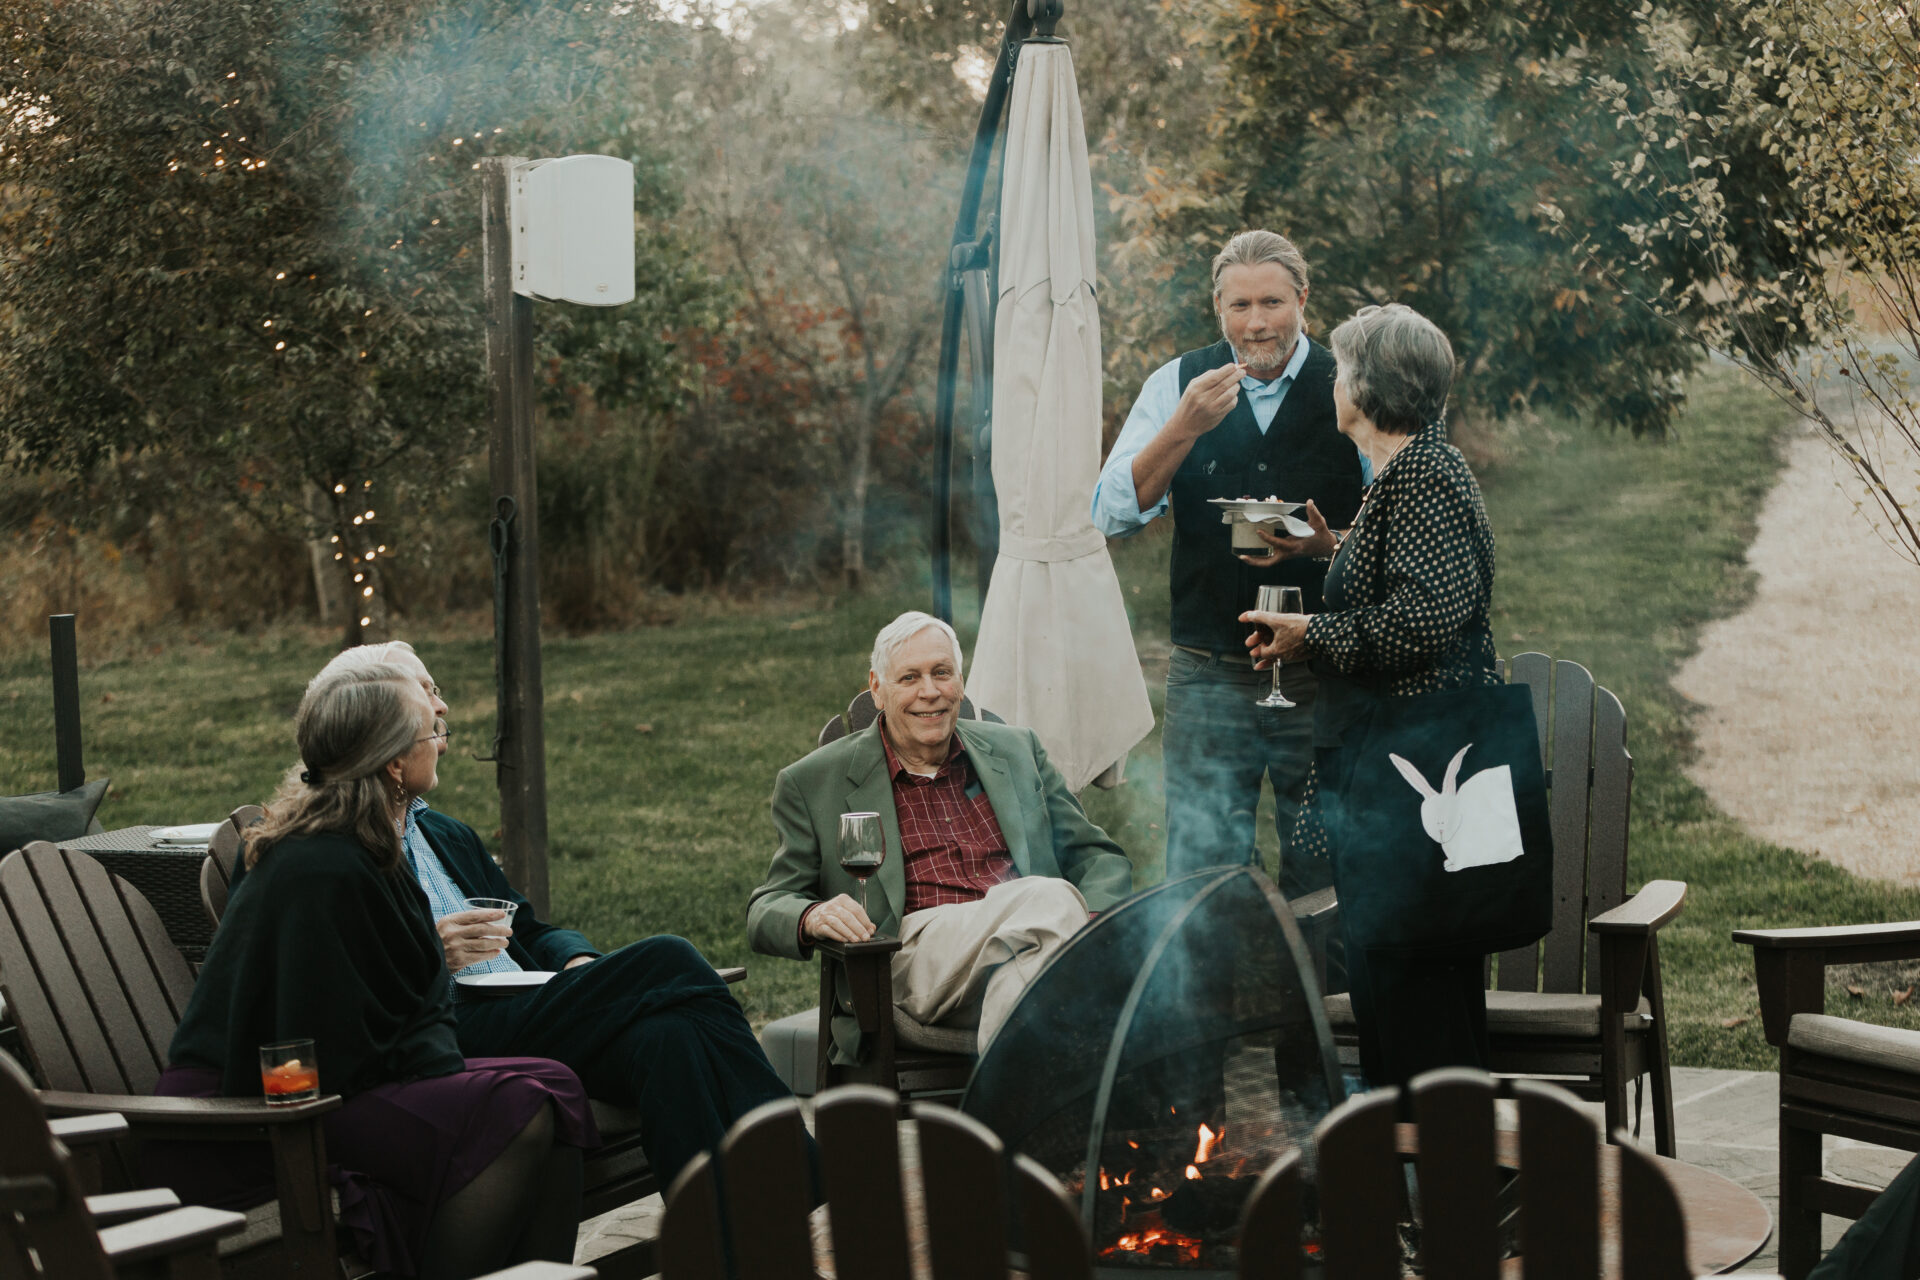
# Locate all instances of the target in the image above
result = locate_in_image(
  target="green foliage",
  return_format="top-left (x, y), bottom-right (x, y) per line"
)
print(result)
top-left (1593, 0), bottom-right (1920, 566)
top-left (0, 0), bottom-right (719, 626)
top-left (1152, 0), bottom-right (1801, 437)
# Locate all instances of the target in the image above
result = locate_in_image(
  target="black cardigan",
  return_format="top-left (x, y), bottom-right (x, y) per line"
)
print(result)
top-left (168, 831), bottom-right (464, 1098)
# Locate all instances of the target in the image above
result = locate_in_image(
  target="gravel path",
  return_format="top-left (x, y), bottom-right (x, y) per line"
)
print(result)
top-left (1674, 428), bottom-right (1920, 882)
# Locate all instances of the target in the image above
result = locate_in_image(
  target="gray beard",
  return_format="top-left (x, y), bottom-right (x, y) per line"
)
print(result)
top-left (1221, 320), bottom-right (1295, 372)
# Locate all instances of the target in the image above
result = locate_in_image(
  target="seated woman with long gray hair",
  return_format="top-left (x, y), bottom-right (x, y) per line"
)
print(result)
top-left (147, 663), bottom-right (598, 1280)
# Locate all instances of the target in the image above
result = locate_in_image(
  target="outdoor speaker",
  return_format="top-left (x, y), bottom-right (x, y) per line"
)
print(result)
top-left (510, 155), bottom-right (635, 306)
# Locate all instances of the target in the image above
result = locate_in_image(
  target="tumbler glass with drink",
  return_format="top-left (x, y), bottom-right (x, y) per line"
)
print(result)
top-left (259, 1039), bottom-right (319, 1105)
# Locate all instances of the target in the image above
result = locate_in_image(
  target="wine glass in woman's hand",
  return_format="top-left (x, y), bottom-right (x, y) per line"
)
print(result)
top-left (1253, 585), bottom-right (1304, 707)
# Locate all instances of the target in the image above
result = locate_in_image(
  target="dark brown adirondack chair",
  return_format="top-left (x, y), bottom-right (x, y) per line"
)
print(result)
top-left (803, 690), bottom-right (1006, 1099)
top-left (0, 843), bottom-right (343, 1278)
top-left (1238, 1069), bottom-right (1696, 1279)
top-left (658, 1083), bottom-right (1092, 1280)
top-left (1317, 653), bottom-right (1685, 1156)
top-left (1732, 920), bottom-right (1920, 1279)
top-left (198, 805), bottom-right (264, 930)
top-left (2, 1049), bottom-right (249, 1280)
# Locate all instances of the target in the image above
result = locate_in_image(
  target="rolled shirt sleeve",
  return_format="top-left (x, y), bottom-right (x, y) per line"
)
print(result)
top-left (1092, 358), bottom-right (1183, 538)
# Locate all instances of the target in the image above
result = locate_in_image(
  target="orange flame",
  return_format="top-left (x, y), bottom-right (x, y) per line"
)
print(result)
top-left (1193, 1122), bottom-right (1224, 1164)
top-left (1184, 1164), bottom-right (1201, 1180)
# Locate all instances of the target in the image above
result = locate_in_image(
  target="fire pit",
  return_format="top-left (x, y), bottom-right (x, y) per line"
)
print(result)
top-left (961, 866), bottom-right (1341, 1275)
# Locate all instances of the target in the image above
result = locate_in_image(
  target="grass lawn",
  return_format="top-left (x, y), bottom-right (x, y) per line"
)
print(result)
top-left (3, 365), bottom-right (1912, 1067)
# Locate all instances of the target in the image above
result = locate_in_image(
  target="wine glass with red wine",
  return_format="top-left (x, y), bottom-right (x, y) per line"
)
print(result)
top-left (838, 811), bottom-right (886, 918)
top-left (1253, 584), bottom-right (1304, 708)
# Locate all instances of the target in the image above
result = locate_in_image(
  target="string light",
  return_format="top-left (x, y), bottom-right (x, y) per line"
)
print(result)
top-left (273, 340), bottom-right (285, 350)
top-left (362, 586), bottom-right (373, 598)
top-left (360, 616), bottom-right (372, 627)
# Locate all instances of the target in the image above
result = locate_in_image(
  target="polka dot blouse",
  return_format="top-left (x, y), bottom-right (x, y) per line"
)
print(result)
top-left (1304, 423), bottom-right (1500, 695)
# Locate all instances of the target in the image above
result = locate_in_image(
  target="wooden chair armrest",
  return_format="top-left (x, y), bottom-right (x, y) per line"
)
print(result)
top-left (1734, 920), bottom-right (1920, 1046)
top-left (716, 966), bottom-right (746, 985)
top-left (48, 1112), bottom-right (129, 1144)
top-left (86, 1187), bottom-right (181, 1224)
top-left (1589, 879), bottom-right (1687, 935)
top-left (1733, 920), bottom-right (1920, 953)
top-left (98, 1204), bottom-right (247, 1263)
top-left (39, 1090), bottom-right (342, 1132)
top-left (0, 1174), bottom-right (57, 1213)
top-left (815, 936), bottom-right (903, 963)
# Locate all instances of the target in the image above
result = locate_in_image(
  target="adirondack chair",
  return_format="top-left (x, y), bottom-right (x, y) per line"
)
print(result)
top-left (2, 1049), bottom-right (247, 1279)
top-left (1732, 919), bottom-right (1920, 1279)
top-left (0, 842), bottom-right (674, 1280)
top-left (1315, 653), bottom-right (1685, 1156)
top-left (198, 806), bottom-right (263, 929)
top-left (0, 843), bottom-right (342, 1278)
top-left (1237, 1070), bottom-right (1700, 1279)
top-left (766, 690), bottom-right (1007, 1100)
top-left (658, 1084), bottom-right (1092, 1280)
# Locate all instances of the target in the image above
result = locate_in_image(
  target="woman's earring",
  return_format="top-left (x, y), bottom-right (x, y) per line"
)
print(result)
top-left (391, 774), bottom-right (406, 813)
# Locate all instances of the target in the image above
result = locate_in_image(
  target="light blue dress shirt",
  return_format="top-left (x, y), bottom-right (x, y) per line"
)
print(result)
top-left (402, 796), bottom-right (521, 978)
top-left (1091, 333), bottom-right (1371, 537)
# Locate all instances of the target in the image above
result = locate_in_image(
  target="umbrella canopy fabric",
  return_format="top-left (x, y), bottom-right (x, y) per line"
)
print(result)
top-left (965, 42), bottom-right (1153, 793)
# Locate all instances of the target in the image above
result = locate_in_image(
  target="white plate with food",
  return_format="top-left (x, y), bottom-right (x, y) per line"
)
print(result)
top-left (455, 971), bottom-right (554, 991)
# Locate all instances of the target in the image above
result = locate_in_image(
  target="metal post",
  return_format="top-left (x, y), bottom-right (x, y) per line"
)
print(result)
top-left (48, 614), bottom-right (84, 792)
top-left (481, 158), bottom-right (551, 917)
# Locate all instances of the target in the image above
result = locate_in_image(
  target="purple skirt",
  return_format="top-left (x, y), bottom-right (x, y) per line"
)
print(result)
top-left (147, 1059), bottom-right (599, 1276)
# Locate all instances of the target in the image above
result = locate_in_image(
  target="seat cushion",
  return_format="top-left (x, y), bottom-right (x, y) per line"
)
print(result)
top-left (759, 1008), bottom-right (821, 1096)
top-left (1790, 1013), bottom-right (1920, 1075)
top-left (895, 1008), bottom-right (978, 1056)
top-left (1323, 991), bottom-right (1653, 1039)
top-left (588, 1099), bottom-right (646, 1138)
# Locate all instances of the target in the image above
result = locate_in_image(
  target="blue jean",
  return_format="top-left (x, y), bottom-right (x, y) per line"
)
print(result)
top-left (1162, 647), bottom-right (1329, 898)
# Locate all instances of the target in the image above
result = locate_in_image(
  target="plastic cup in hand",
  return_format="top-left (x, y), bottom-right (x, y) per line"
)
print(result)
top-left (464, 898), bottom-right (517, 954)
top-left (838, 812), bottom-right (886, 921)
top-left (260, 1039), bottom-right (318, 1105)
top-left (1254, 584), bottom-right (1304, 708)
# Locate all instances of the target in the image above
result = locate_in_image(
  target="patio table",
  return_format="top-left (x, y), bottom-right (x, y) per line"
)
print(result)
top-left (58, 826), bottom-right (213, 963)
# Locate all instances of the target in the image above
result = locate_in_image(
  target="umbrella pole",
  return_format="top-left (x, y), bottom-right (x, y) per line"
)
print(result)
top-left (931, 0), bottom-right (1041, 624)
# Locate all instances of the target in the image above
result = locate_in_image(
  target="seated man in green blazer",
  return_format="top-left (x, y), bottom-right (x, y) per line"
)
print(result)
top-left (749, 611), bottom-right (1134, 1066)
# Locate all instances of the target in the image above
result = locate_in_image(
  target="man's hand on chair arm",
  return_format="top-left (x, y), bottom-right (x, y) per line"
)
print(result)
top-left (801, 894), bottom-right (876, 944)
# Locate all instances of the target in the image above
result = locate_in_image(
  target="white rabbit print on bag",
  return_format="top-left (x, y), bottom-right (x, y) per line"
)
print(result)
top-left (1387, 743), bottom-right (1526, 872)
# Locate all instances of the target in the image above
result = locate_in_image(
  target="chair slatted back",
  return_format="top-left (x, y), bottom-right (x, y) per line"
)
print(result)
top-left (199, 804), bottom-right (264, 929)
top-left (1494, 653), bottom-right (1634, 996)
top-left (1254, 1071), bottom-right (1684, 1279)
top-left (658, 1084), bottom-right (1090, 1279)
top-left (0, 1051), bottom-right (112, 1280)
top-left (0, 844), bottom-right (195, 1096)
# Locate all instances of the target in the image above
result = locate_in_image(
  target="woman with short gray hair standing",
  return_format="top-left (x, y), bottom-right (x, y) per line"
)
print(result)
top-left (1241, 303), bottom-right (1514, 1091)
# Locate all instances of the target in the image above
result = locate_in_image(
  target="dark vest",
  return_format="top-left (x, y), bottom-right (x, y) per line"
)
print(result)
top-left (1167, 339), bottom-right (1364, 652)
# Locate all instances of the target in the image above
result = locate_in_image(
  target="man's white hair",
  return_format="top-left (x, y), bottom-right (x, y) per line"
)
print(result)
top-left (869, 612), bottom-right (963, 683)
top-left (309, 640), bottom-right (420, 693)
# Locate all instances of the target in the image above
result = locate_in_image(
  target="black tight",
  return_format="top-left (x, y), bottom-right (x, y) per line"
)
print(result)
top-left (412, 1102), bottom-right (584, 1280)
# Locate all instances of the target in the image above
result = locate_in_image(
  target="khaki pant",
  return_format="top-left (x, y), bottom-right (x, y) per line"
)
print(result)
top-left (890, 877), bottom-right (1090, 1054)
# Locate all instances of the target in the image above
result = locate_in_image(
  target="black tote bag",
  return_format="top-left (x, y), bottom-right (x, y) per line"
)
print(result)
top-left (1317, 680), bottom-right (1553, 957)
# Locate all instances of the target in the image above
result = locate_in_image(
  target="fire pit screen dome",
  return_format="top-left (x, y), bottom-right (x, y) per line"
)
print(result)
top-left (961, 866), bottom-right (1342, 1275)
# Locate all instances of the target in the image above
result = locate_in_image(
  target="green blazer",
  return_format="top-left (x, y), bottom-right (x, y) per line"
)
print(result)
top-left (747, 717), bottom-right (1133, 1064)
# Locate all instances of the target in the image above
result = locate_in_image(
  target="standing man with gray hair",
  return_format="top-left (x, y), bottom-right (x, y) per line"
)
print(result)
top-left (1093, 230), bottom-right (1366, 892)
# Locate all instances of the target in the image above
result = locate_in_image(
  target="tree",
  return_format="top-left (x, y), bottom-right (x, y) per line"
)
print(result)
top-left (1592, 0), bottom-right (1920, 565)
top-left (1143, 0), bottom-right (1802, 438)
top-left (687, 1), bottom-right (954, 589)
top-left (0, 0), bottom-right (710, 638)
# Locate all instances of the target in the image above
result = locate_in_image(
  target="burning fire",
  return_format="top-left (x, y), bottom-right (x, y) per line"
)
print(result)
top-left (1096, 1122), bottom-right (1229, 1264)
top-left (1106, 1219), bottom-right (1202, 1263)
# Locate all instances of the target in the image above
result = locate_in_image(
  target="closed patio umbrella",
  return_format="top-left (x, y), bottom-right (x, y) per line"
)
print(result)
top-left (965, 38), bottom-right (1152, 793)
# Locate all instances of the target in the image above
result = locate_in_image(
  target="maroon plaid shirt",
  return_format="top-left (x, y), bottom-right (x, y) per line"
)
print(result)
top-left (881, 730), bottom-right (1016, 913)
